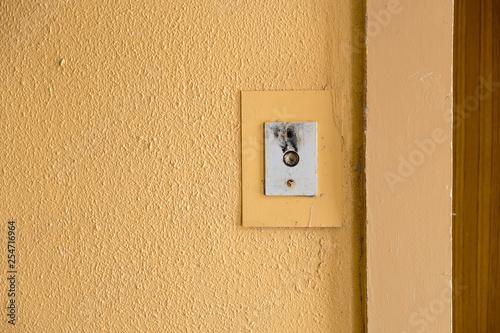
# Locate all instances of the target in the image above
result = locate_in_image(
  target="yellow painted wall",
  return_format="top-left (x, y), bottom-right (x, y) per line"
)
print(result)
top-left (0, 1), bottom-right (365, 331)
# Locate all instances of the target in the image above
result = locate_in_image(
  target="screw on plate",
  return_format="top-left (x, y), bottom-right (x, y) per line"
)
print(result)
top-left (287, 179), bottom-right (295, 188)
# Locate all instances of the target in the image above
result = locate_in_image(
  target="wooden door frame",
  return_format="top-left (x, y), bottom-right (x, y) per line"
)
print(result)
top-left (453, 0), bottom-right (500, 331)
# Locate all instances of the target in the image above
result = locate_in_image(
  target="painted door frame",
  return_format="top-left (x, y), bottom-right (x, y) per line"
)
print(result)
top-left (365, 1), bottom-right (454, 332)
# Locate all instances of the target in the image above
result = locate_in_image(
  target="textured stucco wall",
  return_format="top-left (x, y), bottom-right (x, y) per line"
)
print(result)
top-left (0, 0), bottom-right (365, 331)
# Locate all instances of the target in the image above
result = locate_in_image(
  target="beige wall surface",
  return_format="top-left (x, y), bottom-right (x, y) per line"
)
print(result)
top-left (0, 1), bottom-right (365, 332)
top-left (366, 0), bottom-right (453, 332)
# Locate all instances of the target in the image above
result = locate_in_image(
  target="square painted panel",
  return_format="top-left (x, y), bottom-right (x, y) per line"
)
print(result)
top-left (265, 122), bottom-right (317, 196)
top-left (241, 90), bottom-right (342, 228)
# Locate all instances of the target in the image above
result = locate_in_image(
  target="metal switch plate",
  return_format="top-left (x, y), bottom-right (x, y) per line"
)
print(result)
top-left (265, 122), bottom-right (317, 196)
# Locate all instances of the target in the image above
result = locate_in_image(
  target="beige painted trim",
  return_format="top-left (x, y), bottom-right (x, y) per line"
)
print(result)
top-left (366, 1), bottom-right (454, 332)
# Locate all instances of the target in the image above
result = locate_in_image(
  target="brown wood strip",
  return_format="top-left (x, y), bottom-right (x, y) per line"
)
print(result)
top-left (461, 0), bottom-right (482, 331)
top-left (478, 0), bottom-right (493, 330)
top-left (454, 0), bottom-right (500, 331)
top-left (487, 0), bottom-right (500, 330)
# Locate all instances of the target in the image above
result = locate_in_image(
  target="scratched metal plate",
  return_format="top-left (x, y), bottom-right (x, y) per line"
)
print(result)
top-left (265, 122), bottom-right (317, 196)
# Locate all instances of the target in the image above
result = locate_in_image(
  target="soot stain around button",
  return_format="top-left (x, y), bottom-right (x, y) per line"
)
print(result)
top-left (272, 123), bottom-right (298, 153)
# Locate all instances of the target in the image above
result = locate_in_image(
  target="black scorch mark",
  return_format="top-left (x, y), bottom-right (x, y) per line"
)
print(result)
top-left (272, 123), bottom-right (298, 153)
